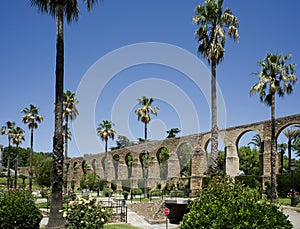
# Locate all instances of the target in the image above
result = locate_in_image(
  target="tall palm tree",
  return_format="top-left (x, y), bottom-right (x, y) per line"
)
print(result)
top-left (193, 0), bottom-right (239, 175)
top-left (62, 90), bottom-right (78, 194)
top-left (22, 104), bottom-right (43, 192)
top-left (135, 96), bottom-right (159, 141)
top-left (250, 53), bottom-right (297, 203)
top-left (11, 127), bottom-right (25, 189)
top-left (1, 121), bottom-right (16, 189)
top-left (283, 126), bottom-right (300, 171)
top-left (97, 120), bottom-right (115, 193)
top-left (30, 1), bottom-right (99, 227)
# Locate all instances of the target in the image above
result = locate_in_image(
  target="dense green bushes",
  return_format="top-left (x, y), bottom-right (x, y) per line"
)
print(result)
top-left (0, 189), bottom-right (43, 229)
top-left (180, 176), bottom-right (293, 229)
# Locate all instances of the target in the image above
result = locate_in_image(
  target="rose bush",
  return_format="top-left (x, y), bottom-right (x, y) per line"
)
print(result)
top-left (63, 195), bottom-right (111, 229)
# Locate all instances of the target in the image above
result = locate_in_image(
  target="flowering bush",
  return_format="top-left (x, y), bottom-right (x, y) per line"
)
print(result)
top-left (63, 196), bottom-right (111, 229)
top-left (63, 189), bottom-right (77, 202)
top-left (287, 189), bottom-right (300, 204)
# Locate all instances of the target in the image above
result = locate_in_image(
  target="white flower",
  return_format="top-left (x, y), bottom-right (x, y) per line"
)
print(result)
top-left (63, 212), bottom-right (67, 218)
top-left (101, 218), bottom-right (104, 222)
top-left (58, 210), bottom-right (63, 213)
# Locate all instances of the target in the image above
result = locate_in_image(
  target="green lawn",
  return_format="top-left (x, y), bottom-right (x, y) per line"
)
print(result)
top-left (104, 224), bottom-right (141, 229)
top-left (278, 198), bottom-right (300, 207)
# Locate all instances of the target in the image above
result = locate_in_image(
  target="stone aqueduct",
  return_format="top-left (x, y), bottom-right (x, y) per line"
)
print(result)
top-left (67, 114), bottom-right (300, 193)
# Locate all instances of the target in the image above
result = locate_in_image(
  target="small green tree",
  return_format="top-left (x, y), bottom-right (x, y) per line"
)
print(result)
top-left (180, 176), bottom-right (293, 229)
top-left (35, 157), bottom-right (52, 188)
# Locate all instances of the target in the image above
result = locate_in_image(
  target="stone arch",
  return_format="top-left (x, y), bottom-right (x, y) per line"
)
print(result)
top-left (156, 147), bottom-right (170, 180)
top-left (176, 143), bottom-right (192, 177)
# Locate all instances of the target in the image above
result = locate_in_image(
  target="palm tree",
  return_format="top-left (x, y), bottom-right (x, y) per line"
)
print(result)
top-left (248, 134), bottom-right (262, 149)
top-left (11, 127), bottom-right (25, 189)
top-left (22, 104), bottom-right (43, 192)
top-left (97, 120), bottom-right (115, 193)
top-left (135, 96), bottom-right (159, 140)
top-left (1, 121), bottom-right (16, 189)
top-left (193, 0), bottom-right (239, 175)
top-left (62, 90), bottom-right (78, 194)
top-left (30, 1), bottom-right (99, 227)
top-left (250, 53), bottom-right (297, 203)
top-left (283, 126), bottom-right (300, 171)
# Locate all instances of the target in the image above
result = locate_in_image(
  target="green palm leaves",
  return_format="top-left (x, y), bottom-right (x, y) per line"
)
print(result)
top-left (97, 120), bottom-right (115, 153)
top-left (193, 0), bottom-right (239, 64)
top-left (250, 53), bottom-right (297, 105)
top-left (135, 96), bottom-right (159, 141)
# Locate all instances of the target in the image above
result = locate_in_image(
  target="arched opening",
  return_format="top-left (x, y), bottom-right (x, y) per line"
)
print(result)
top-left (81, 160), bottom-right (87, 175)
top-left (277, 124), bottom-right (300, 173)
top-left (140, 150), bottom-right (150, 197)
top-left (236, 130), bottom-right (260, 176)
top-left (125, 152), bottom-right (134, 179)
top-left (176, 143), bottom-right (192, 177)
top-left (204, 137), bottom-right (225, 175)
top-left (156, 147), bottom-right (169, 180)
top-left (91, 159), bottom-right (97, 174)
top-left (113, 154), bottom-right (120, 180)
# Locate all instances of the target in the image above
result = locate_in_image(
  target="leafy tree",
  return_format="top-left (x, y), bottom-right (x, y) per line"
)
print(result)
top-left (11, 126), bottom-right (25, 188)
top-left (63, 90), bottom-right (79, 194)
top-left (193, 0), bottom-right (239, 175)
top-left (1, 121), bottom-right (16, 189)
top-left (125, 153), bottom-right (134, 178)
top-left (157, 147), bottom-right (169, 180)
top-left (2, 146), bottom-right (30, 168)
top-left (135, 96), bottom-right (159, 140)
top-left (35, 156), bottom-right (52, 188)
top-left (277, 143), bottom-right (287, 173)
top-left (30, 1), bottom-right (100, 227)
top-left (250, 53), bottom-right (297, 203)
top-left (111, 135), bottom-right (134, 150)
top-left (177, 143), bottom-right (192, 177)
top-left (238, 146), bottom-right (259, 175)
top-left (22, 104), bottom-right (43, 192)
top-left (180, 176), bottom-right (293, 229)
top-left (166, 128), bottom-right (181, 138)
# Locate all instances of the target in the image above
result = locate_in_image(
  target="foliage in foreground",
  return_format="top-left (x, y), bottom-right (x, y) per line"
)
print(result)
top-left (180, 176), bottom-right (293, 229)
top-left (0, 189), bottom-right (43, 229)
top-left (63, 195), bottom-right (111, 229)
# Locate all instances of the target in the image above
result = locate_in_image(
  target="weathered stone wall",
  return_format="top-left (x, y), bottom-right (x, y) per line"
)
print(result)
top-left (67, 114), bottom-right (300, 193)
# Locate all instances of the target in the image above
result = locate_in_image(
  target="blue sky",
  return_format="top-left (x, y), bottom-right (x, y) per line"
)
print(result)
top-left (1, 0), bottom-right (299, 158)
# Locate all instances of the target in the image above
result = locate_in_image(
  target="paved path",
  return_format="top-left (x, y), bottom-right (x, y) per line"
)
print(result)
top-left (40, 205), bottom-right (300, 229)
top-left (282, 207), bottom-right (300, 229)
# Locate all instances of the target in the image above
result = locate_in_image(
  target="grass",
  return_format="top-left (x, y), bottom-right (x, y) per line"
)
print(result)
top-left (104, 224), bottom-right (141, 229)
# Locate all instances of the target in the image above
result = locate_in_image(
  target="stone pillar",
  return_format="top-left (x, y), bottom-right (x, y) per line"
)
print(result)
top-left (148, 154), bottom-right (160, 187)
top-left (261, 140), bottom-right (271, 190)
top-left (225, 144), bottom-right (239, 177)
top-left (168, 152), bottom-right (180, 179)
top-left (106, 155), bottom-right (115, 183)
top-left (117, 158), bottom-right (128, 181)
top-left (190, 148), bottom-right (205, 196)
top-left (131, 158), bottom-right (142, 189)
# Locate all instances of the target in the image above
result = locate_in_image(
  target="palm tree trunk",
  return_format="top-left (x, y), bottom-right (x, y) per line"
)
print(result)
top-left (210, 58), bottom-right (219, 176)
top-left (14, 144), bottom-right (19, 189)
top-left (63, 117), bottom-right (69, 194)
top-left (144, 123), bottom-right (147, 141)
top-left (104, 139), bottom-right (108, 195)
top-left (288, 139), bottom-right (291, 171)
top-left (270, 93), bottom-right (277, 203)
top-left (7, 137), bottom-right (11, 190)
top-left (29, 127), bottom-right (34, 192)
top-left (280, 150), bottom-right (284, 173)
top-left (48, 4), bottom-right (65, 228)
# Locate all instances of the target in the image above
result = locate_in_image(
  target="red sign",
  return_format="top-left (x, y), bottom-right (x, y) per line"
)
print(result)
top-left (164, 207), bottom-right (170, 215)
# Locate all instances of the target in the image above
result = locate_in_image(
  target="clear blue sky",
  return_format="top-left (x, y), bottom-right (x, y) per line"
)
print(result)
top-left (1, 0), bottom-right (299, 158)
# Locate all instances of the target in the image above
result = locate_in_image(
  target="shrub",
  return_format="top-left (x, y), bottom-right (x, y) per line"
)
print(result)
top-left (64, 196), bottom-right (112, 229)
top-left (132, 188), bottom-right (143, 196)
top-left (0, 189), bottom-right (43, 229)
top-left (150, 189), bottom-right (162, 196)
top-left (180, 176), bottom-right (293, 229)
top-left (170, 190), bottom-right (185, 198)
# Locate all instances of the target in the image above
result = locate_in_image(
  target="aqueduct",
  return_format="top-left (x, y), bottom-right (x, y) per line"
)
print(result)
top-left (67, 114), bottom-right (300, 194)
